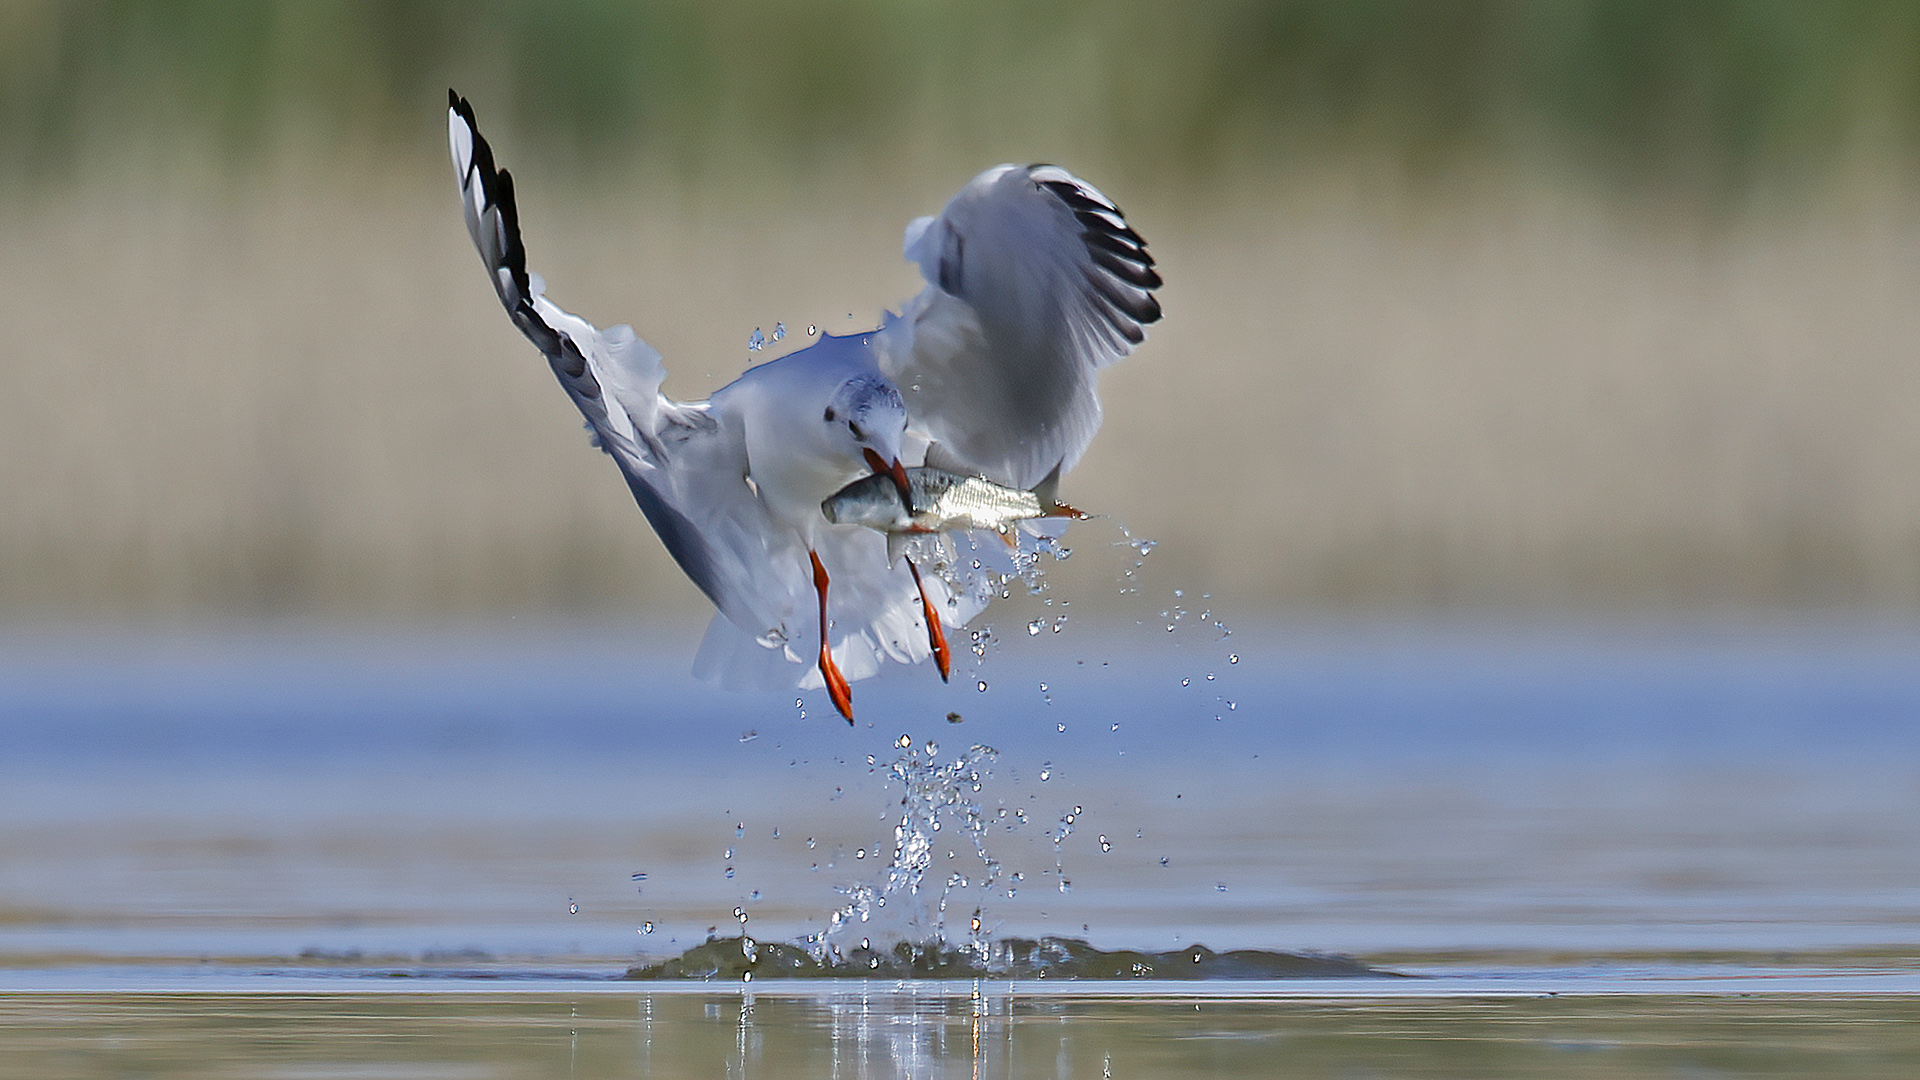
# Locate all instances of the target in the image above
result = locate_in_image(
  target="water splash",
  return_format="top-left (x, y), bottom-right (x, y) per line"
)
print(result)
top-left (747, 327), bottom-right (766, 351)
top-left (804, 740), bottom-right (1003, 969)
top-left (626, 728), bottom-right (1393, 981)
top-left (1049, 804), bottom-right (1082, 893)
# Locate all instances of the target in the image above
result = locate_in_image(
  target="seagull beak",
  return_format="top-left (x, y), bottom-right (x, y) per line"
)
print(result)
top-left (863, 448), bottom-right (913, 512)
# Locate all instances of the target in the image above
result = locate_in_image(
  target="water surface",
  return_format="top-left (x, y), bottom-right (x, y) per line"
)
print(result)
top-left (1, 619), bottom-right (1917, 1072)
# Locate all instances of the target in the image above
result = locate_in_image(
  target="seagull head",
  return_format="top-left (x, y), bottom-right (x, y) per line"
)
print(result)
top-left (827, 374), bottom-right (911, 504)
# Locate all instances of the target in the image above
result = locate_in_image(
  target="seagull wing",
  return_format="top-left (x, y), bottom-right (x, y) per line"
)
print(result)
top-left (448, 91), bottom-right (805, 638)
top-left (877, 164), bottom-right (1162, 490)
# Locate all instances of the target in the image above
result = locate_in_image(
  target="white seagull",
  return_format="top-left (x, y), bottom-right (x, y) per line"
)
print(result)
top-left (447, 91), bottom-right (1161, 721)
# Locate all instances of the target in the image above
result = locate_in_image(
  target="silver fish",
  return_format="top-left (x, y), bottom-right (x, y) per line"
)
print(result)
top-left (823, 466), bottom-right (1083, 537)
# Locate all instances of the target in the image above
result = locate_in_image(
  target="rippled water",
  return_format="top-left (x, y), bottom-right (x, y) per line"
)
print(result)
top-left (2, 617), bottom-right (1917, 1072)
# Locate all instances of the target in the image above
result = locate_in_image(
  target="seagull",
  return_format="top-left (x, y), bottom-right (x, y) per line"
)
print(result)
top-left (447, 91), bottom-right (1160, 722)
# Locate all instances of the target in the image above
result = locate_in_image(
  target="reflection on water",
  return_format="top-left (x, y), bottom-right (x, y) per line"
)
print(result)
top-left (2, 989), bottom-right (1918, 1079)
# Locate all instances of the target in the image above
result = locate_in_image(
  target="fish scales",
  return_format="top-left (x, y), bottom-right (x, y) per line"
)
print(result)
top-left (824, 467), bottom-right (1050, 535)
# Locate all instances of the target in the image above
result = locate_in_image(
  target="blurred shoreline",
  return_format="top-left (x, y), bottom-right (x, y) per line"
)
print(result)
top-left (6, 172), bottom-right (1920, 617)
top-left (7, 3), bottom-right (1920, 618)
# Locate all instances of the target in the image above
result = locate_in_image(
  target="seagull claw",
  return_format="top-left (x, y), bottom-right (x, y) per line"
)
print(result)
top-left (905, 558), bottom-right (951, 682)
top-left (821, 647), bottom-right (855, 722)
top-left (811, 549), bottom-right (855, 722)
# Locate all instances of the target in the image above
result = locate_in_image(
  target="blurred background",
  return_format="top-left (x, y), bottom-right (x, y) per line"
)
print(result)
top-left (7, 3), bottom-right (1920, 1001)
top-left (7, 0), bottom-right (1920, 623)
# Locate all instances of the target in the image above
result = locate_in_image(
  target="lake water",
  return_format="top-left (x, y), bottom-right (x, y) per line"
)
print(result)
top-left (2, 615), bottom-right (1917, 1075)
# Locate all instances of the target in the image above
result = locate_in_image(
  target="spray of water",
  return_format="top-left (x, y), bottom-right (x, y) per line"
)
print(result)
top-left (625, 514), bottom-right (1297, 979)
top-left (806, 736), bottom-right (1002, 969)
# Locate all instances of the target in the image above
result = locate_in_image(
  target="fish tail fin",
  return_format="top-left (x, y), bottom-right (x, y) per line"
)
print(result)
top-left (885, 533), bottom-right (912, 567)
top-left (1031, 463), bottom-right (1088, 519)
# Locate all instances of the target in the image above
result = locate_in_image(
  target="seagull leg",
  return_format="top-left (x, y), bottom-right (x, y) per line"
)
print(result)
top-left (810, 549), bottom-right (854, 723)
top-left (903, 558), bottom-right (952, 682)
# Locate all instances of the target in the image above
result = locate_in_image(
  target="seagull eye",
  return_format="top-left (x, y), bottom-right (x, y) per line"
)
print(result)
top-left (823, 407), bottom-right (837, 423)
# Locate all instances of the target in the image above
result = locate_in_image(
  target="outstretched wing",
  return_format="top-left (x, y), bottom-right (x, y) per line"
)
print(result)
top-left (877, 164), bottom-right (1161, 490)
top-left (448, 91), bottom-right (801, 636)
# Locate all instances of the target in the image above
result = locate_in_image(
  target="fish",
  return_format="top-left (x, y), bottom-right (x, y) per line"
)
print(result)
top-left (823, 466), bottom-right (1085, 541)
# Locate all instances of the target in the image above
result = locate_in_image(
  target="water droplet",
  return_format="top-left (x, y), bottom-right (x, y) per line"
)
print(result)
top-left (725, 867), bottom-right (735, 878)
top-left (1110, 722), bottom-right (1120, 731)
top-left (568, 900), bottom-right (578, 915)
top-left (641, 921), bottom-right (654, 934)
top-left (630, 872), bottom-right (648, 881)
top-left (855, 848), bottom-right (867, 859)
top-left (748, 327), bottom-right (765, 351)
top-left (807, 324), bottom-right (817, 336)
top-left (724, 847), bottom-right (734, 859)
top-left (1215, 883), bottom-right (1228, 892)
top-left (1056, 723), bottom-right (1066, 733)
top-left (1229, 654), bottom-right (1239, 664)
top-left (750, 890), bottom-right (761, 901)
top-left (1227, 700), bottom-right (1237, 711)
top-left (1099, 835), bottom-right (1111, 851)
top-left (1180, 677), bottom-right (1190, 687)
top-left (1174, 589), bottom-right (1183, 597)
top-left (1205, 673), bottom-right (1215, 681)
top-left (806, 837), bottom-right (816, 849)
top-left (1026, 619), bottom-right (1044, 636)
top-left (1059, 878), bottom-right (1072, 894)
top-left (1038, 763), bottom-right (1053, 781)
top-left (771, 321), bottom-right (786, 341)
top-left (1159, 857), bottom-right (1170, 867)
top-left (976, 680), bottom-right (988, 692)
top-left (1038, 681), bottom-right (1048, 692)
top-left (739, 729), bottom-right (758, 743)
top-left (896, 733), bottom-right (912, 749)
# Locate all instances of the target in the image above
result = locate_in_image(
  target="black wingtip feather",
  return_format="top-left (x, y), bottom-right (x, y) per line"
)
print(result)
top-left (1082, 226), bottom-right (1154, 266)
top-left (452, 94), bottom-right (576, 367)
top-left (1091, 248), bottom-right (1163, 290)
top-left (1034, 169), bottom-right (1164, 337)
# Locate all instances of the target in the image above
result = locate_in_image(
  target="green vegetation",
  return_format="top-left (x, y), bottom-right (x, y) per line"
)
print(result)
top-left (10, 1), bottom-right (1920, 198)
